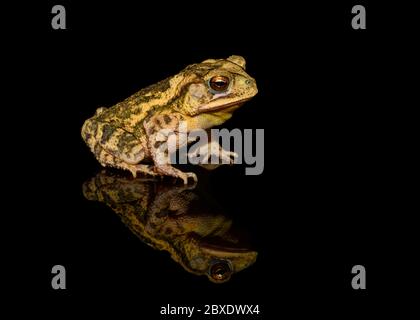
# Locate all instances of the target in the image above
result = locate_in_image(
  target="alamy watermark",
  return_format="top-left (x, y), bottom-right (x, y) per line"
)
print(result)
top-left (155, 121), bottom-right (264, 175)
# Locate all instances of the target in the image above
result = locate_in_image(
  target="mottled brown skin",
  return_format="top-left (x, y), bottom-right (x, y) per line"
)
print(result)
top-left (83, 170), bottom-right (257, 283)
top-left (81, 56), bottom-right (258, 183)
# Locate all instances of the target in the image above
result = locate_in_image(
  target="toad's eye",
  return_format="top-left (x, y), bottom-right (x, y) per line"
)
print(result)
top-left (209, 76), bottom-right (230, 92)
top-left (209, 260), bottom-right (232, 282)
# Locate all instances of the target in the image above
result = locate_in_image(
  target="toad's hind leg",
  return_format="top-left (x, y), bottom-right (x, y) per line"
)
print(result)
top-left (95, 144), bottom-right (156, 178)
top-left (82, 119), bottom-right (153, 177)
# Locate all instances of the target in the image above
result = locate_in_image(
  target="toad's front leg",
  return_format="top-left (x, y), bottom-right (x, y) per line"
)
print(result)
top-left (190, 140), bottom-right (238, 165)
top-left (144, 115), bottom-right (197, 184)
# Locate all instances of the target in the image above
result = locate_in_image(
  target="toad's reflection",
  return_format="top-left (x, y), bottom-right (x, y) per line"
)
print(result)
top-left (83, 171), bottom-right (257, 283)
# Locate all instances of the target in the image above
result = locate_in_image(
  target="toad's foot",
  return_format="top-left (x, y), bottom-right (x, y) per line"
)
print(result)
top-left (170, 171), bottom-right (197, 185)
top-left (155, 165), bottom-right (197, 184)
top-left (218, 149), bottom-right (238, 164)
top-left (124, 164), bottom-right (158, 178)
top-left (180, 172), bottom-right (198, 185)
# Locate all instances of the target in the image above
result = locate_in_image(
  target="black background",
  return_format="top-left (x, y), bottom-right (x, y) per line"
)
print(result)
top-left (4, 0), bottom-right (416, 318)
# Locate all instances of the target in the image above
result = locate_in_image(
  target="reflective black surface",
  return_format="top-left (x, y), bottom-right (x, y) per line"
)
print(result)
top-left (6, 1), bottom-right (406, 317)
top-left (82, 170), bottom-right (257, 283)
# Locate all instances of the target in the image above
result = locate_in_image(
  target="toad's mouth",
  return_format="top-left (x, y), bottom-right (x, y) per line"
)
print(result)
top-left (199, 237), bottom-right (255, 255)
top-left (198, 97), bottom-right (252, 113)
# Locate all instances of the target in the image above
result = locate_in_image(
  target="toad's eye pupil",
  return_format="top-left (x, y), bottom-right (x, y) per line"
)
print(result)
top-left (209, 76), bottom-right (229, 91)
